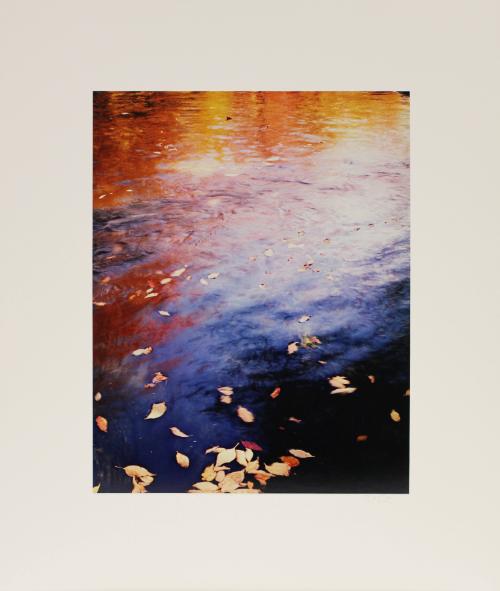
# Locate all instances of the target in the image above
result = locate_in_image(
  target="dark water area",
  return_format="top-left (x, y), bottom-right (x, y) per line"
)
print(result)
top-left (93, 91), bottom-right (410, 493)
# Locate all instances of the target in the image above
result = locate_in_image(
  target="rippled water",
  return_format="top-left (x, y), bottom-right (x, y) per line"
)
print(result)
top-left (93, 91), bottom-right (410, 493)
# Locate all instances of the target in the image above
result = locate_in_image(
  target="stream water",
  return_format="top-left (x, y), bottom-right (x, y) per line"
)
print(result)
top-left (93, 91), bottom-right (410, 493)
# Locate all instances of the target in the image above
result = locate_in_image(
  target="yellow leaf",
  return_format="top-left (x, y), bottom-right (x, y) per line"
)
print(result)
top-left (158, 310), bottom-right (171, 316)
top-left (216, 447), bottom-right (236, 466)
top-left (205, 445), bottom-right (225, 454)
top-left (160, 277), bottom-right (172, 285)
top-left (217, 386), bottom-right (234, 395)
top-left (215, 470), bottom-right (226, 483)
top-left (170, 267), bottom-right (187, 277)
top-left (265, 462), bottom-right (291, 476)
top-left (287, 341), bottom-right (299, 354)
top-left (152, 372), bottom-right (168, 383)
top-left (254, 470), bottom-right (273, 486)
top-left (331, 387), bottom-right (357, 395)
top-left (96, 416), bottom-right (108, 432)
top-left (92, 483), bottom-right (101, 493)
top-left (144, 292), bottom-right (158, 299)
top-left (94, 392), bottom-right (102, 402)
top-left (192, 481), bottom-right (219, 492)
top-left (232, 488), bottom-right (261, 494)
top-left (220, 394), bottom-right (232, 404)
top-left (289, 449), bottom-right (314, 459)
top-left (245, 448), bottom-right (253, 462)
top-left (201, 464), bottom-right (216, 481)
top-left (245, 459), bottom-right (260, 474)
top-left (390, 409), bottom-right (401, 422)
top-left (132, 347), bottom-right (153, 356)
top-left (220, 477), bottom-right (240, 493)
top-left (170, 426), bottom-right (190, 437)
top-left (176, 451), bottom-right (190, 468)
top-left (123, 465), bottom-right (155, 478)
top-left (236, 450), bottom-right (248, 466)
top-left (328, 375), bottom-right (350, 389)
top-left (237, 405), bottom-right (254, 423)
top-left (145, 402), bottom-right (167, 420)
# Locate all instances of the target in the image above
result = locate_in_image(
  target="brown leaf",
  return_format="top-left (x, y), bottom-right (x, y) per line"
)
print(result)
top-left (280, 455), bottom-right (300, 467)
top-left (356, 435), bottom-right (368, 442)
top-left (270, 387), bottom-right (281, 399)
top-left (254, 470), bottom-right (273, 486)
top-left (237, 406), bottom-right (254, 423)
top-left (96, 416), bottom-right (108, 432)
top-left (144, 402), bottom-right (167, 420)
top-left (176, 451), bottom-right (190, 468)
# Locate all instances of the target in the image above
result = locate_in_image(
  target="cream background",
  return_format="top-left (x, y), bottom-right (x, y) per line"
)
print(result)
top-left (1, 1), bottom-right (499, 590)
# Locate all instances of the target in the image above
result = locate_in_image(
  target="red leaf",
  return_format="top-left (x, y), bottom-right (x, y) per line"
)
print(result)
top-left (241, 440), bottom-right (263, 451)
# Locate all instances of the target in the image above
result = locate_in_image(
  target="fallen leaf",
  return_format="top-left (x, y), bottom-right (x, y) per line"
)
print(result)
top-left (158, 310), bottom-right (171, 316)
top-left (265, 462), bottom-right (291, 476)
top-left (170, 267), bottom-right (187, 277)
top-left (205, 446), bottom-right (225, 454)
top-left (92, 483), bottom-right (101, 493)
top-left (215, 470), bottom-right (226, 483)
top-left (144, 292), bottom-right (158, 299)
top-left (390, 409), bottom-right (401, 422)
top-left (145, 402), bottom-right (167, 420)
top-left (176, 451), bottom-right (190, 468)
top-left (217, 386), bottom-right (234, 396)
top-left (298, 315), bottom-right (311, 323)
top-left (289, 449), bottom-right (314, 459)
top-left (236, 450), bottom-right (248, 466)
top-left (201, 464), bottom-right (216, 481)
top-left (356, 435), bottom-right (368, 442)
top-left (237, 405), bottom-right (254, 423)
top-left (96, 416), bottom-right (108, 432)
top-left (160, 277), bottom-right (172, 285)
top-left (245, 459), bottom-right (260, 473)
top-left (264, 248), bottom-right (274, 256)
top-left (207, 272), bottom-right (220, 280)
top-left (93, 301), bottom-right (106, 306)
top-left (280, 455), bottom-right (300, 467)
top-left (404, 388), bottom-right (410, 397)
top-left (132, 347), bottom-right (153, 356)
top-left (241, 440), bottom-right (263, 451)
top-left (245, 448), bottom-right (253, 462)
top-left (232, 488), bottom-right (261, 494)
top-left (287, 341), bottom-right (299, 354)
top-left (328, 376), bottom-right (350, 389)
top-left (94, 392), bottom-right (102, 402)
top-left (170, 426), bottom-right (190, 437)
top-left (331, 387), bottom-right (357, 395)
top-left (254, 470), bottom-right (273, 486)
top-left (301, 335), bottom-right (321, 348)
top-left (259, 283), bottom-right (266, 289)
top-left (146, 287), bottom-right (154, 294)
top-left (368, 375), bottom-right (376, 384)
top-left (152, 372), bottom-right (168, 384)
top-left (216, 447), bottom-right (237, 466)
top-left (270, 387), bottom-right (281, 399)
top-left (192, 481), bottom-right (218, 492)
top-left (220, 476), bottom-right (240, 493)
top-left (200, 278), bottom-right (208, 285)
top-left (220, 395), bottom-right (232, 404)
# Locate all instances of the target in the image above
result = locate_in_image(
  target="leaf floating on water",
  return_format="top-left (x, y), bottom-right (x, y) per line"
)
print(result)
top-left (241, 440), bottom-right (263, 451)
top-left (328, 375), bottom-right (350, 389)
top-left (237, 405), bottom-right (254, 423)
top-left (145, 402), bottom-right (167, 420)
top-left (236, 450), bottom-right (248, 466)
top-left (265, 462), bottom-right (291, 476)
top-left (356, 435), bottom-right (368, 442)
top-left (92, 483), bottom-right (101, 493)
top-left (280, 455), bottom-right (300, 468)
top-left (254, 470), bottom-right (273, 486)
top-left (96, 416), bottom-right (108, 432)
top-left (264, 248), bottom-right (274, 257)
top-left (152, 372), bottom-right (168, 384)
top-left (205, 445), bottom-right (225, 454)
top-left (94, 392), bottom-right (102, 402)
top-left (289, 449), bottom-right (314, 459)
top-left (176, 451), bottom-right (190, 468)
top-left (301, 335), bottom-right (321, 348)
top-left (144, 292), bottom-right (158, 299)
top-left (288, 341), bottom-right (299, 354)
top-left (207, 272), bottom-right (220, 280)
top-left (132, 347), bottom-right (153, 356)
top-left (318, 360), bottom-right (327, 365)
top-left (93, 301), bottom-right (107, 307)
top-left (158, 310), bottom-right (171, 316)
top-left (217, 386), bottom-right (233, 396)
top-left (245, 459), bottom-right (260, 473)
top-left (390, 409), bottom-right (401, 422)
top-left (330, 387), bottom-right (357, 395)
top-left (201, 464), bottom-right (216, 481)
top-left (288, 416), bottom-right (302, 423)
top-left (245, 448), bottom-right (253, 462)
top-left (368, 374), bottom-right (376, 383)
top-left (160, 277), bottom-right (172, 285)
top-left (146, 287), bottom-right (154, 294)
top-left (170, 267), bottom-right (187, 277)
top-left (216, 447), bottom-right (237, 466)
top-left (220, 395), bottom-right (232, 404)
top-left (298, 315), bottom-right (311, 323)
top-left (170, 426), bottom-right (190, 437)
top-left (192, 481), bottom-right (219, 492)
top-left (200, 278), bottom-right (208, 285)
top-left (270, 387), bottom-right (281, 399)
